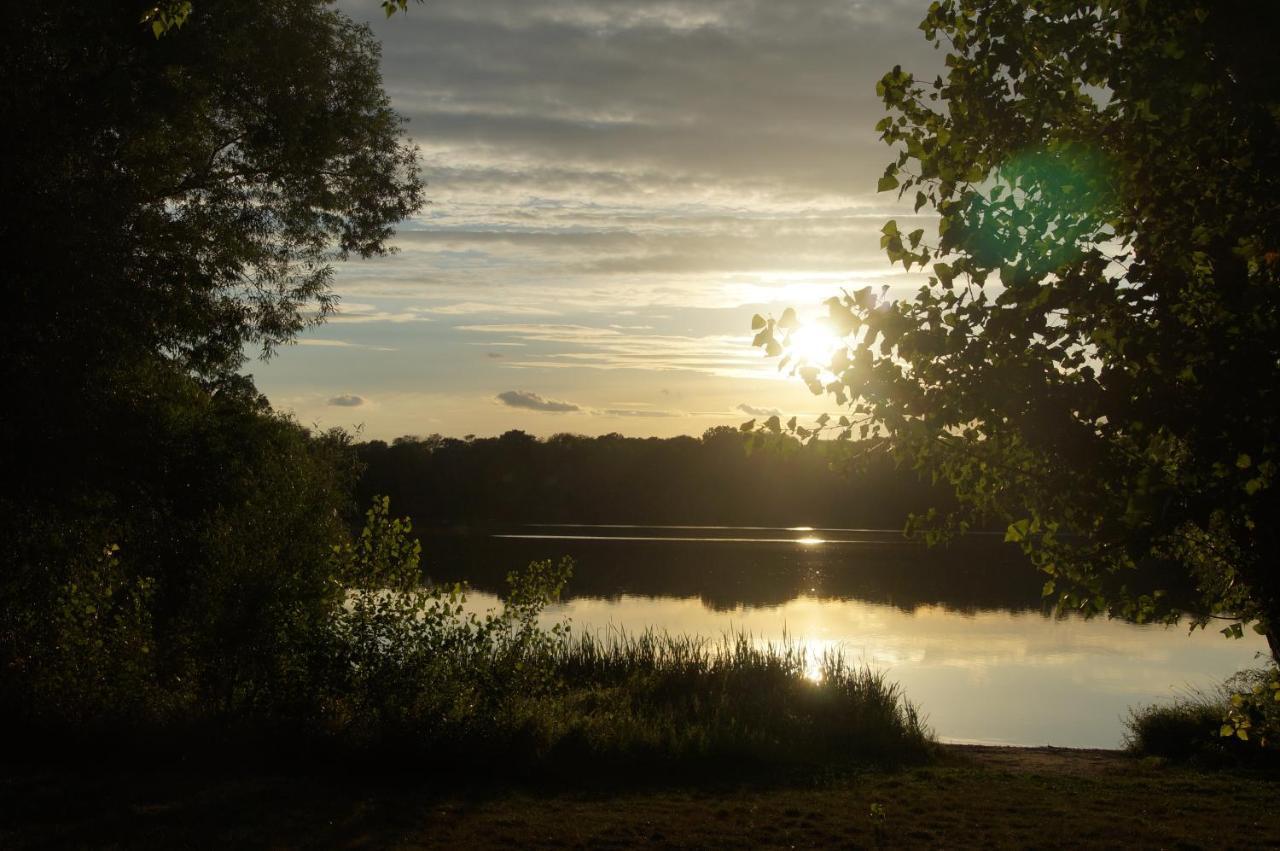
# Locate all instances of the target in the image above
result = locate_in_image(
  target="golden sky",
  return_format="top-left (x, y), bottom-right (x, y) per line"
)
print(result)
top-left (252, 0), bottom-right (944, 439)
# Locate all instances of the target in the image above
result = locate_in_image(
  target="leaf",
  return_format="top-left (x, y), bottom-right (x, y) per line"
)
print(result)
top-left (1220, 724), bottom-right (1235, 737)
top-left (778, 307), bottom-right (798, 330)
top-left (877, 175), bottom-right (899, 192)
top-left (751, 314), bottom-right (767, 330)
top-left (739, 419), bottom-right (755, 433)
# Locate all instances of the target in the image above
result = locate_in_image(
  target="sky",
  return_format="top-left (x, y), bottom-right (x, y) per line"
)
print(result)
top-left (250, 0), bottom-right (944, 440)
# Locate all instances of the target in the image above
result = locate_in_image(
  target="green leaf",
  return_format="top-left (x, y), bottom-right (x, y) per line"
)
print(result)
top-left (1004, 519), bottom-right (1030, 543)
top-left (751, 313), bottom-right (766, 330)
top-left (877, 175), bottom-right (899, 192)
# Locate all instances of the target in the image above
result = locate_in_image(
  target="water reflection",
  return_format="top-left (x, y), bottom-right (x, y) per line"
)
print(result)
top-left (422, 525), bottom-right (1268, 748)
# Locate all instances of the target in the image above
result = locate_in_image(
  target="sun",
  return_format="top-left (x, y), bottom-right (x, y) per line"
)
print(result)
top-left (786, 322), bottom-right (843, 368)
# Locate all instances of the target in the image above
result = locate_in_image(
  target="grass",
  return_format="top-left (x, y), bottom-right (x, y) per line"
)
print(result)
top-left (5, 746), bottom-right (1279, 849)
top-left (540, 630), bottom-right (933, 771)
top-left (6, 629), bottom-right (933, 781)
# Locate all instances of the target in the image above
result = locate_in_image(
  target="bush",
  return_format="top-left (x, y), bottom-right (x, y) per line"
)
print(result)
top-left (318, 496), bottom-right (573, 753)
top-left (1126, 668), bottom-right (1280, 765)
top-left (0, 372), bottom-right (359, 728)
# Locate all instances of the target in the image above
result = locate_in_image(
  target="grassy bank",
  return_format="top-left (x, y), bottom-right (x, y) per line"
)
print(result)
top-left (5, 746), bottom-right (1278, 849)
top-left (4, 629), bottom-right (931, 780)
top-left (538, 631), bottom-right (932, 770)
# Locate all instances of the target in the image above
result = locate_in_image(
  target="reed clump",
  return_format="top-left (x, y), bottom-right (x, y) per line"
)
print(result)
top-left (537, 629), bottom-right (933, 771)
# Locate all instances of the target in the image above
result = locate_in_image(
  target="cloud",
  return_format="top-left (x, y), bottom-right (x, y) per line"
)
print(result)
top-left (328, 394), bottom-right (366, 407)
top-left (601, 408), bottom-right (681, 418)
top-left (496, 390), bottom-right (581, 412)
top-left (422, 301), bottom-right (560, 316)
top-left (737, 403), bottom-right (780, 417)
top-left (460, 323), bottom-right (771, 380)
top-left (297, 339), bottom-right (397, 352)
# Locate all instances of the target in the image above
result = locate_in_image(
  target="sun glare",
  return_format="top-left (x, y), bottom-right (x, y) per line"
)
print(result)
top-left (786, 323), bottom-right (843, 368)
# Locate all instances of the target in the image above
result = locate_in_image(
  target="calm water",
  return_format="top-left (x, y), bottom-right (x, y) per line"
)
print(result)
top-left (419, 524), bottom-right (1268, 749)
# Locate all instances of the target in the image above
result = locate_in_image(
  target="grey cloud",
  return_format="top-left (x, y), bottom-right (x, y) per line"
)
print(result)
top-left (328, 394), bottom-right (366, 407)
top-left (353, 0), bottom-right (941, 194)
top-left (496, 390), bottom-right (581, 412)
top-left (736, 403), bottom-right (780, 417)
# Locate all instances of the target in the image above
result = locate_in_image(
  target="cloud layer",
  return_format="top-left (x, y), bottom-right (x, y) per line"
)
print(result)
top-left (253, 1), bottom-right (941, 439)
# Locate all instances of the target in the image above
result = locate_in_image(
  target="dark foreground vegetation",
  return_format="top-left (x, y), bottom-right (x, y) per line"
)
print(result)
top-left (1126, 668), bottom-right (1280, 766)
top-left (4, 498), bottom-right (930, 778)
top-left (5, 746), bottom-right (1279, 849)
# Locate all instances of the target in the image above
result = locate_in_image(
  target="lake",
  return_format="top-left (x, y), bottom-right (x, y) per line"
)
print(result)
top-left (419, 524), bottom-right (1268, 749)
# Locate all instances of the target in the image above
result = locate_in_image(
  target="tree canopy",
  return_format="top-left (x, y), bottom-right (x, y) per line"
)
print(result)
top-left (1, 0), bottom-right (423, 724)
top-left (2, 0), bottom-right (423, 488)
top-left (754, 0), bottom-right (1280, 662)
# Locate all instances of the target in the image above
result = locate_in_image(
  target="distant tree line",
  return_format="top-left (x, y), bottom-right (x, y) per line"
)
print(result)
top-left (356, 428), bottom-right (956, 528)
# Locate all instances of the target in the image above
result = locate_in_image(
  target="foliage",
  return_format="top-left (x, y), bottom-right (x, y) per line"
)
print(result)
top-left (1126, 667), bottom-right (1280, 763)
top-left (318, 496), bottom-right (574, 750)
top-left (752, 0), bottom-right (1280, 661)
top-left (1, 0), bottom-right (422, 728)
top-left (6, 1), bottom-right (422, 395)
top-left (1219, 668), bottom-right (1280, 748)
top-left (142, 0), bottom-right (423, 39)
top-left (19, 544), bottom-right (160, 723)
top-left (0, 376), bottom-right (362, 725)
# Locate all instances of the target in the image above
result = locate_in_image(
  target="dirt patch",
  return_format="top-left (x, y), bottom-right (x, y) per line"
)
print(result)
top-left (947, 744), bottom-right (1130, 777)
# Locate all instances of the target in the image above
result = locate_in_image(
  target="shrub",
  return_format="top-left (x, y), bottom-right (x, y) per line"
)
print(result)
top-left (1126, 667), bottom-right (1280, 764)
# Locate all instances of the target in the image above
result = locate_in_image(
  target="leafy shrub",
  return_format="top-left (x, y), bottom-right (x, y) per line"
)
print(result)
top-left (319, 496), bottom-right (573, 751)
top-left (1219, 668), bottom-right (1280, 748)
top-left (15, 543), bottom-right (160, 723)
top-left (1126, 667), bottom-right (1280, 764)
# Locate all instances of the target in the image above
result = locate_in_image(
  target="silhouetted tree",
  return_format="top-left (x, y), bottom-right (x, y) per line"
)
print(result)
top-left (0, 0), bottom-right (422, 722)
top-left (755, 0), bottom-right (1280, 662)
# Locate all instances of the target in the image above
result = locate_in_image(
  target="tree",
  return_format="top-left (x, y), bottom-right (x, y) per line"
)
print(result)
top-left (141, 0), bottom-right (424, 39)
top-left (0, 0), bottom-right (423, 721)
top-left (754, 0), bottom-right (1280, 662)
top-left (2, 0), bottom-right (422, 489)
